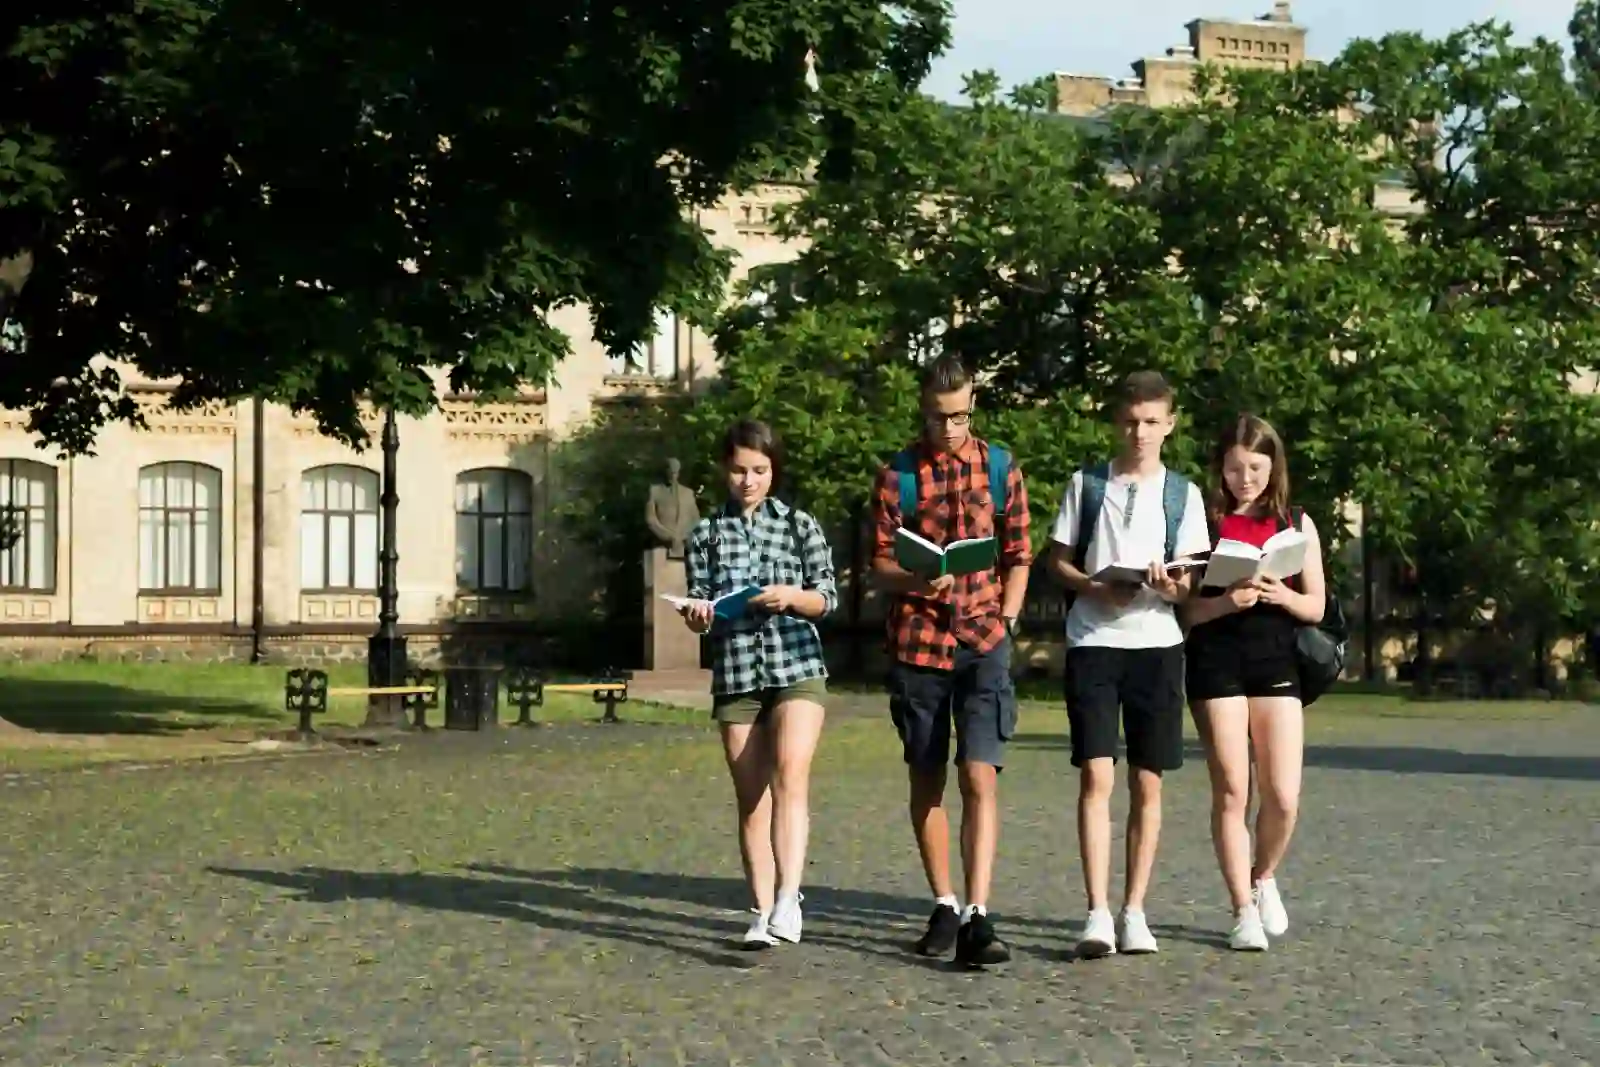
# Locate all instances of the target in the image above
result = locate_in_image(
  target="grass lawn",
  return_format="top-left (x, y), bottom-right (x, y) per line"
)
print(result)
top-left (2, 659), bottom-right (1590, 774)
top-left (0, 660), bottom-right (704, 771)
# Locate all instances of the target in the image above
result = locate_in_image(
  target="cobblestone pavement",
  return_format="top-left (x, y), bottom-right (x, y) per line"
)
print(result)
top-left (1, 703), bottom-right (1596, 1067)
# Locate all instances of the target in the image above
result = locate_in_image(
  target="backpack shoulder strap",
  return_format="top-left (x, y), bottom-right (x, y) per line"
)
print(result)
top-left (985, 442), bottom-right (1010, 519)
top-left (1288, 506), bottom-right (1305, 591)
top-left (889, 448), bottom-right (918, 522)
top-left (787, 503), bottom-right (808, 585)
top-left (1072, 462), bottom-right (1112, 573)
top-left (1161, 470), bottom-right (1191, 563)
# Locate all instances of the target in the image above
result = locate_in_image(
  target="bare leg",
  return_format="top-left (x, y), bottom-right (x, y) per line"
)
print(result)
top-left (1123, 766), bottom-right (1164, 911)
top-left (1076, 758), bottom-right (1116, 909)
top-left (720, 722), bottom-right (775, 913)
top-left (1197, 697), bottom-right (1254, 911)
top-left (956, 761), bottom-right (999, 909)
top-left (909, 764), bottom-right (955, 899)
top-left (769, 699), bottom-right (826, 896)
top-left (1249, 696), bottom-right (1304, 881)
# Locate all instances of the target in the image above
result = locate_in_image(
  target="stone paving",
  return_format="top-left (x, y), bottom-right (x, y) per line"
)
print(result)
top-left (0, 702), bottom-right (1596, 1067)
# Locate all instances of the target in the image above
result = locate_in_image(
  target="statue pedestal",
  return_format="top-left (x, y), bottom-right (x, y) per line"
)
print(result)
top-left (643, 548), bottom-right (703, 671)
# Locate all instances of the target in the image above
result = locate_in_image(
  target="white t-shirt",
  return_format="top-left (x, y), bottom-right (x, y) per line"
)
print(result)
top-left (1050, 466), bottom-right (1210, 650)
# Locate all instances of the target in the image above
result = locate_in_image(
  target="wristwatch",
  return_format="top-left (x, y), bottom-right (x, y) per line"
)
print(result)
top-left (1002, 615), bottom-right (1020, 639)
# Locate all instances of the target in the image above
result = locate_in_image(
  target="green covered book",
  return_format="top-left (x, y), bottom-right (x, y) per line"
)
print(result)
top-left (894, 527), bottom-right (998, 578)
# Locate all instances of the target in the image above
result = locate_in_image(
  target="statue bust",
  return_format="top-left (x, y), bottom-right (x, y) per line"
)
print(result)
top-left (645, 458), bottom-right (701, 560)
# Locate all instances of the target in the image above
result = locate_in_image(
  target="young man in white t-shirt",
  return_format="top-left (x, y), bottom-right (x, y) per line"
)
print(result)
top-left (1047, 371), bottom-right (1210, 957)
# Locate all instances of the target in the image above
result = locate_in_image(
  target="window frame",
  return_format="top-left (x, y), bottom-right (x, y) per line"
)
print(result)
top-left (299, 465), bottom-right (381, 594)
top-left (0, 458), bottom-right (57, 594)
top-left (137, 461), bottom-right (225, 595)
top-left (454, 467), bottom-right (535, 594)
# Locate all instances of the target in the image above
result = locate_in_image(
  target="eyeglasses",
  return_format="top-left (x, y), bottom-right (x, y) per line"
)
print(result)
top-left (1124, 483), bottom-right (1137, 529)
top-left (924, 410), bottom-right (973, 426)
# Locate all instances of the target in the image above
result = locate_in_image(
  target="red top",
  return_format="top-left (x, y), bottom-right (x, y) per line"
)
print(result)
top-left (870, 436), bottom-right (1032, 670)
top-left (1216, 511), bottom-right (1282, 549)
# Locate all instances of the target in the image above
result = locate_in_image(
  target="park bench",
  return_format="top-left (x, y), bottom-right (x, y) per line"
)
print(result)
top-left (283, 664), bottom-right (631, 737)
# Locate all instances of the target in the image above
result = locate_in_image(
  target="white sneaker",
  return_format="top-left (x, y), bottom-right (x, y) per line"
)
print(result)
top-left (1075, 908), bottom-right (1117, 958)
top-left (1230, 904), bottom-right (1269, 951)
top-left (741, 910), bottom-right (777, 949)
top-left (1118, 908), bottom-right (1159, 954)
top-left (769, 892), bottom-right (804, 944)
top-left (1256, 878), bottom-right (1288, 937)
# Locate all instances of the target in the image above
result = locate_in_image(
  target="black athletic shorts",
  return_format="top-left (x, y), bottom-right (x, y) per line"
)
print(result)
top-left (1186, 610), bottom-right (1301, 703)
top-left (1063, 644), bottom-right (1186, 771)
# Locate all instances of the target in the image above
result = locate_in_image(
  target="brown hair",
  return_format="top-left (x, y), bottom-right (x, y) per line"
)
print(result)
top-left (721, 418), bottom-right (783, 487)
top-left (1209, 413), bottom-right (1291, 525)
top-left (1111, 370), bottom-right (1175, 415)
top-left (919, 354), bottom-right (973, 398)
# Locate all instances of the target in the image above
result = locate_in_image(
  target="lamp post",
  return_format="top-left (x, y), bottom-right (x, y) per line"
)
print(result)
top-left (364, 405), bottom-right (408, 727)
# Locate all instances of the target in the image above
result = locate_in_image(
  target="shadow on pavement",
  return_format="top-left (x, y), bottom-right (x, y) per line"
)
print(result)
top-left (1009, 733), bottom-right (1599, 781)
top-left (468, 864), bottom-right (969, 962)
top-left (207, 864), bottom-right (760, 969)
top-left (467, 865), bottom-right (1111, 954)
top-left (208, 862), bottom-right (1092, 968)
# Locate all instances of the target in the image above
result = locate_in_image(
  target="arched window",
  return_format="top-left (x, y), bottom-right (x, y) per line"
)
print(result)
top-left (455, 468), bottom-right (533, 592)
top-left (300, 465), bottom-right (379, 591)
top-left (138, 462), bottom-right (223, 592)
top-left (0, 459), bottom-right (56, 591)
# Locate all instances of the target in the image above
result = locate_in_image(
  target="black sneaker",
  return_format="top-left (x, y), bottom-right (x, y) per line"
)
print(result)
top-left (913, 903), bottom-right (961, 956)
top-left (954, 912), bottom-right (1011, 969)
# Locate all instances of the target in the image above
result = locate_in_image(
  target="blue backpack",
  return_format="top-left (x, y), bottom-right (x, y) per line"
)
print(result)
top-left (1069, 461), bottom-right (1192, 589)
top-left (890, 442), bottom-right (1010, 524)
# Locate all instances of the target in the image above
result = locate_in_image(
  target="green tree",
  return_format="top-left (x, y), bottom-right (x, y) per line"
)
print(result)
top-left (695, 24), bottom-right (1600, 679)
top-left (695, 66), bottom-right (1401, 559)
top-left (1573, 0), bottom-right (1600, 97)
top-left (1, 0), bottom-right (950, 453)
top-left (1308, 25), bottom-right (1600, 683)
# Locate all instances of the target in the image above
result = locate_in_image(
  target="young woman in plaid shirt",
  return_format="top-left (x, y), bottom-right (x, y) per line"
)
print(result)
top-left (679, 419), bottom-right (838, 949)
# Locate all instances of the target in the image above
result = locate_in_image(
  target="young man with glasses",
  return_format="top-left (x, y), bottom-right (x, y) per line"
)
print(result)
top-left (1046, 370), bottom-right (1209, 957)
top-left (870, 355), bottom-right (1032, 969)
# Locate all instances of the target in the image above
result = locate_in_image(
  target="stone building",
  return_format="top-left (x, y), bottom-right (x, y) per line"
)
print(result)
top-left (1053, 1), bottom-right (1307, 117)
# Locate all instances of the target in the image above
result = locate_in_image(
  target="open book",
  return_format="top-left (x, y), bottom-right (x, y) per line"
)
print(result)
top-left (660, 585), bottom-right (764, 621)
top-left (1091, 558), bottom-right (1207, 587)
top-left (894, 528), bottom-right (997, 578)
top-left (1200, 528), bottom-right (1308, 589)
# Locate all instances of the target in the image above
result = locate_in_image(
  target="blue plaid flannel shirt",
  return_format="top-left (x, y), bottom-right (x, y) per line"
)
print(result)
top-left (685, 497), bottom-right (837, 696)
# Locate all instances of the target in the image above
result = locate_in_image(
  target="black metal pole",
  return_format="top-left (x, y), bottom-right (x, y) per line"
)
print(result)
top-left (1361, 503), bottom-right (1376, 684)
top-left (250, 397), bottom-right (266, 664)
top-left (365, 406), bottom-right (408, 727)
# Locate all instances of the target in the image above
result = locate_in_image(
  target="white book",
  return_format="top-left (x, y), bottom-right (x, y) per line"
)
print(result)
top-left (1200, 528), bottom-right (1307, 589)
top-left (1090, 558), bottom-right (1207, 587)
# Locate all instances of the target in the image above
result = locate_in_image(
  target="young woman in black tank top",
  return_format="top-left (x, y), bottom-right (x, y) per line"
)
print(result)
top-left (1182, 415), bottom-right (1328, 952)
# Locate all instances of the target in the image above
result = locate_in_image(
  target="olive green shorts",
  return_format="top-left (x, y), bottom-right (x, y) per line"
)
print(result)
top-left (712, 676), bottom-right (828, 725)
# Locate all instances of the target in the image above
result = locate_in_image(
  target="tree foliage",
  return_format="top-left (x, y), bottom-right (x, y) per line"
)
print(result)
top-left (687, 24), bottom-right (1600, 639)
top-left (0, 0), bottom-right (950, 453)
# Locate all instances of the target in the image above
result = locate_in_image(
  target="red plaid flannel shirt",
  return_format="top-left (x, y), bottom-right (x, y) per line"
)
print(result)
top-left (871, 436), bottom-right (1032, 670)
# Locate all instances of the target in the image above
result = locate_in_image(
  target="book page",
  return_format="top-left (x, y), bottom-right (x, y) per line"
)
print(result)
top-left (1091, 563), bottom-right (1150, 586)
top-left (1259, 536), bottom-right (1307, 581)
top-left (1200, 553), bottom-right (1262, 589)
top-left (895, 526), bottom-right (944, 555)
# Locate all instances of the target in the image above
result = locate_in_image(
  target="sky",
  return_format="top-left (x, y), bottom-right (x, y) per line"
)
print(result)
top-left (922, 0), bottom-right (1581, 100)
